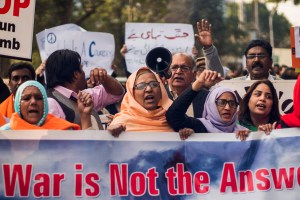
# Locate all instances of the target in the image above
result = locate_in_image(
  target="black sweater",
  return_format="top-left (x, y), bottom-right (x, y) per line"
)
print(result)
top-left (166, 86), bottom-right (208, 133)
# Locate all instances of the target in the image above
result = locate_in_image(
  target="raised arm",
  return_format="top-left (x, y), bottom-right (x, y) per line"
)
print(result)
top-left (166, 70), bottom-right (223, 132)
top-left (196, 19), bottom-right (224, 77)
top-left (89, 68), bottom-right (124, 95)
top-left (77, 91), bottom-right (93, 130)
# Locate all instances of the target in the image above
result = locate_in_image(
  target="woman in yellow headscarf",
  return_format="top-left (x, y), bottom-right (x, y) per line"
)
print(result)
top-left (108, 67), bottom-right (173, 136)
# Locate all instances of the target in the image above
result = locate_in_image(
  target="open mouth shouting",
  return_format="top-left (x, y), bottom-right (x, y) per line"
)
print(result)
top-left (256, 103), bottom-right (266, 110)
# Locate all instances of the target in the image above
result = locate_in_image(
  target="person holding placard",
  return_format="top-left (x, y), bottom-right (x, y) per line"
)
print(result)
top-left (237, 80), bottom-right (280, 132)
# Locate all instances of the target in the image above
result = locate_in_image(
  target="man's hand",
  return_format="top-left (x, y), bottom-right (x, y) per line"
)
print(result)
top-left (196, 19), bottom-right (213, 49)
top-left (89, 68), bottom-right (108, 86)
top-left (36, 62), bottom-right (45, 77)
top-left (120, 44), bottom-right (127, 58)
top-left (77, 91), bottom-right (93, 115)
top-left (192, 70), bottom-right (223, 91)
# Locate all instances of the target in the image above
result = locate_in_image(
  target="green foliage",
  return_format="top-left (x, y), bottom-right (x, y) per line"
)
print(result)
top-left (1, 0), bottom-right (293, 77)
top-left (244, 2), bottom-right (291, 48)
top-left (187, 0), bottom-right (227, 53)
top-left (266, 0), bottom-right (299, 4)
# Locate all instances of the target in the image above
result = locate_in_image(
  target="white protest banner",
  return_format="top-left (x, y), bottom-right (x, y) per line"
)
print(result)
top-left (45, 31), bottom-right (115, 77)
top-left (0, 129), bottom-right (300, 199)
top-left (218, 80), bottom-right (295, 115)
top-left (125, 23), bottom-right (195, 73)
top-left (0, 0), bottom-right (36, 60)
top-left (36, 24), bottom-right (86, 62)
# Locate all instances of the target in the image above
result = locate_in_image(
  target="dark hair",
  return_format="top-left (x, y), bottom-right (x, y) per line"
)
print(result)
top-left (8, 62), bottom-right (35, 80)
top-left (281, 68), bottom-right (298, 80)
top-left (244, 40), bottom-right (272, 59)
top-left (238, 79), bottom-right (280, 126)
top-left (45, 49), bottom-right (82, 89)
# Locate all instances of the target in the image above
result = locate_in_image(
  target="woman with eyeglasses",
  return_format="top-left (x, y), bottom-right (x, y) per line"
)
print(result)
top-left (166, 70), bottom-right (248, 140)
top-left (107, 67), bottom-right (174, 137)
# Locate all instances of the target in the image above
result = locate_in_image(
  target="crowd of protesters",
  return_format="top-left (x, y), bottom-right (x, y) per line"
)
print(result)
top-left (0, 19), bottom-right (299, 141)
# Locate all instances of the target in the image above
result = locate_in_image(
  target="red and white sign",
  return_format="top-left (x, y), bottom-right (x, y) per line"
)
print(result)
top-left (0, 0), bottom-right (36, 60)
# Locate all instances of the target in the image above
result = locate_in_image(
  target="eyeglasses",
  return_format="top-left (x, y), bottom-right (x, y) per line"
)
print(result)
top-left (170, 65), bottom-right (191, 72)
top-left (246, 54), bottom-right (266, 60)
top-left (134, 81), bottom-right (160, 90)
top-left (215, 99), bottom-right (237, 108)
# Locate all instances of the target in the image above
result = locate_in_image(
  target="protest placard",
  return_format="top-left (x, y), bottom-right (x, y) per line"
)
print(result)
top-left (125, 23), bottom-right (195, 73)
top-left (36, 25), bottom-right (115, 77)
top-left (0, 0), bottom-right (36, 60)
top-left (36, 23), bottom-right (86, 62)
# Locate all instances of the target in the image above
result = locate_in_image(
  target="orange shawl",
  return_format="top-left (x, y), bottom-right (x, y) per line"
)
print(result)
top-left (0, 115), bottom-right (5, 127)
top-left (8, 113), bottom-right (80, 130)
top-left (0, 94), bottom-right (14, 118)
top-left (110, 67), bottom-right (173, 132)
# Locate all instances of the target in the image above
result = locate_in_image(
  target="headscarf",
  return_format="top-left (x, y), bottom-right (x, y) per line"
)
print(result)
top-left (280, 75), bottom-right (300, 127)
top-left (109, 67), bottom-right (173, 132)
top-left (0, 80), bottom-right (80, 130)
top-left (14, 80), bottom-right (48, 126)
top-left (198, 86), bottom-right (247, 133)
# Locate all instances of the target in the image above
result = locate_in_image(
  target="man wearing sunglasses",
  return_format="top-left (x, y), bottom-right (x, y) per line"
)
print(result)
top-left (233, 39), bottom-right (281, 80)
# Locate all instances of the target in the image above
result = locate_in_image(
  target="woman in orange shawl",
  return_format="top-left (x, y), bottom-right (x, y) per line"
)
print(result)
top-left (0, 81), bottom-right (88, 130)
top-left (108, 67), bottom-right (174, 136)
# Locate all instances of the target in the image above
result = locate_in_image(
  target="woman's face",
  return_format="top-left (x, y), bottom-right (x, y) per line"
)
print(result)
top-left (133, 72), bottom-right (162, 110)
top-left (216, 92), bottom-right (237, 123)
top-left (248, 83), bottom-right (273, 118)
top-left (20, 86), bottom-right (44, 124)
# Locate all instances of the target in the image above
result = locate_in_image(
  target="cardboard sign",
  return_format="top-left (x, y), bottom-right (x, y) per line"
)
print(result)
top-left (125, 23), bottom-right (195, 73)
top-left (36, 23), bottom-right (86, 62)
top-left (0, 0), bottom-right (36, 60)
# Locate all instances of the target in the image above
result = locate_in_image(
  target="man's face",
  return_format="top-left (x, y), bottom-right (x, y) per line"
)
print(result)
top-left (168, 54), bottom-right (195, 92)
top-left (195, 58), bottom-right (206, 75)
top-left (76, 65), bottom-right (87, 92)
top-left (9, 68), bottom-right (33, 95)
top-left (245, 46), bottom-right (272, 80)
